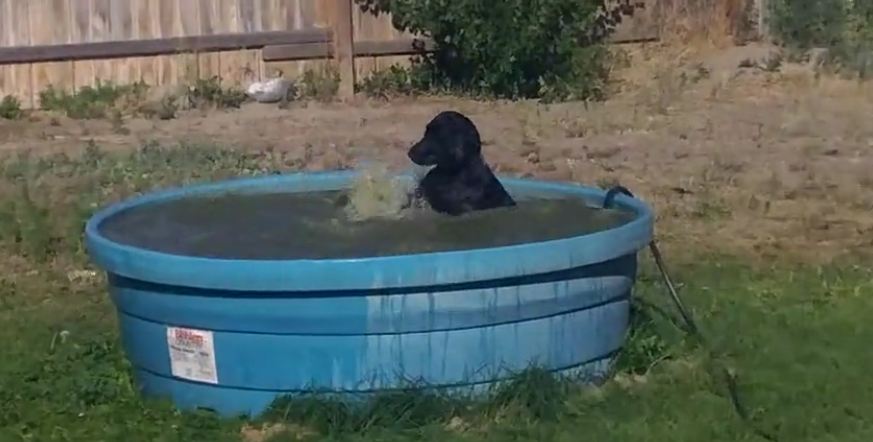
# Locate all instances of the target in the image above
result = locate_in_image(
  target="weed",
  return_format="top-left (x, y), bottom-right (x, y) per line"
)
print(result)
top-left (560, 116), bottom-right (587, 138)
top-left (614, 302), bottom-right (674, 375)
top-left (38, 81), bottom-right (149, 119)
top-left (109, 109), bottom-right (129, 135)
top-left (764, 51), bottom-right (785, 72)
top-left (596, 176), bottom-right (622, 190)
top-left (186, 77), bottom-right (248, 109)
top-left (356, 65), bottom-right (435, 99)
top-left (139, 93), bottom-right (180, 120)
top-left (0, 183), bottom-right (55, 262)
top-left (644, 65), bottom-right (688, 114)
top-left (0, 95), bottom-right (23, 120)
top-left (771, 0), bottom-right (873, 76)
top-left (298, 66), bottom-right (341, 101)
top-left (691, 196), bottom-right (732, 220)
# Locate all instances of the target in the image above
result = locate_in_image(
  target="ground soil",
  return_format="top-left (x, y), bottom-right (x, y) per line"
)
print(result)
top-left (2, 43), bottom-right (871, 264)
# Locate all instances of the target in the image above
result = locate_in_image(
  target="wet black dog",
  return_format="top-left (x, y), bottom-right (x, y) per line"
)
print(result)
top-left (408, 111), bottom-right (516, 216)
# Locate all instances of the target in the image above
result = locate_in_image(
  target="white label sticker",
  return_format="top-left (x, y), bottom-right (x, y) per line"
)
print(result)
top-left (166, 327), bottom-right (218, 384)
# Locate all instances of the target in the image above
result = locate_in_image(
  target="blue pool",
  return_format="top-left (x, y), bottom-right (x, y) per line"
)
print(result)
top-left (85, 171), bottom-right (654, 416)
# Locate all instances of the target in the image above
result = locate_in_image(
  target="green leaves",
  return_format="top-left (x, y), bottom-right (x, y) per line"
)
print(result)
top-left (354, 0), bottom-right (632, 100)
top-left (0, 95), bottom-right (23, 120)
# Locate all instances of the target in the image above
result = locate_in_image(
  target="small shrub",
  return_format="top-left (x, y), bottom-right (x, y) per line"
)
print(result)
top-left (771, 0), bottom-right (873, 75)
top-left (298, 66), bottom-right (341, 101)
top-left (356, 64), bottom-right (435, 98)
top-left (38, 86), bottom-right (68, 113)
top-left (615, 302), bottom-right (672, 375)
top-left (763, 51), bottom-right (785, 72)
top-left (109, 109), bottom-right (130, 135)
top-left (139, 93), bottom-right (180, 120)
top-left (354, 0), bottom-right (634, 100)
top-left (6, 184), bottom-right (55, 262)
top-left (38, 81), bottom-right (148, 119)
top-left (186, 77), bottom-right (248, 109)
top-left (0, 95), bottom-right (23, 120)
top-left (770, 0), bottom-right (849, 49)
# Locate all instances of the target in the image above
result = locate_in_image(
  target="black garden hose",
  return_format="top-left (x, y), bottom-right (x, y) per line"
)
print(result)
top-left (603, 185), bottom-right (777, 442)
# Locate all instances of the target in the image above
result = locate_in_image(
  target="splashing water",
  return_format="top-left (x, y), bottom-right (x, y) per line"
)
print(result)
top-left (343, 163), bottom-right (422, 221)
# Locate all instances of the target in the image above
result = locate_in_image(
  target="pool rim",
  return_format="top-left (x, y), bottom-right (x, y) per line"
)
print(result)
top-left (85, 171), bottom-right (654, 292)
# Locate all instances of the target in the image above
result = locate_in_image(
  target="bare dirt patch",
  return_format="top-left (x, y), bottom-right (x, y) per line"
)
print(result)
top-left (1, 44), bottom-right (871, 264)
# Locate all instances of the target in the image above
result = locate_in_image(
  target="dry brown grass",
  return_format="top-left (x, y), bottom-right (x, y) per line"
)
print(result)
top-left (3, 44), bottom-right (873, 265)
top-left (659, 0), bottom-right (755, 46)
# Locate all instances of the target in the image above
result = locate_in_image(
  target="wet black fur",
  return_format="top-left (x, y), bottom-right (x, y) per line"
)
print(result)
top-left (408, 111), bottom-right (516, 216)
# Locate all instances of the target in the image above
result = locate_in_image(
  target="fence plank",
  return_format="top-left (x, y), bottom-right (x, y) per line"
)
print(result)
top-left (241, 0), bottom-right (259, 33)
top-left (0, 0), bottom-right (5, 48)
top-left (7, 0), bottom-right (30, 107)
top-left (134, 0), bottom-right (158, 86)
top-left (110, 0), bottom-right (138, 85)
top-left (260, 0), bottom-right (284, 31)
top-left (263, 0), bottom-right (305, 78)
top-left (176, 1), bottom-right (202, 84)
top-left (218, 0), bottom-right (261, 86)
top-left (0, 0), bottom-right (34, 105)
top-left (30, 0), bottom-right (75, 107)
top-left (295, 0), bottom-right (318, 74)
top-left (198, 0), bottom-right (222, 79)
top-left (352, 4), bottom-right (374, 78)
top-left (89, 0), bottom-right (115, 84)
top-left (332, 0), bottom-right (355, 97)
top-left (71, 0), bottom-right (94, 89)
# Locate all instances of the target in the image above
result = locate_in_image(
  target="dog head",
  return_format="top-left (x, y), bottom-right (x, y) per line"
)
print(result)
top-left (408, 111), bottom-right (482, 171)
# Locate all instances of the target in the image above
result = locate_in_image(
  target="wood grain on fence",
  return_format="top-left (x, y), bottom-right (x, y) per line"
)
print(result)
top-left (0, 0), bottom-right (659, 107)
top-left (0, 0), bottom-right (344, 106)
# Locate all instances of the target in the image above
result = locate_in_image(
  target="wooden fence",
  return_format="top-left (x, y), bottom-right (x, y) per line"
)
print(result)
top-left (0, 0), bottom-right (659, 108)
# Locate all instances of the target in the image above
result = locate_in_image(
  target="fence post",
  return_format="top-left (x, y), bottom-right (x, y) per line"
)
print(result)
top-left (332, 0), bottom-right (356, 98)
top-left (756, 0), bottom-right (770, 41)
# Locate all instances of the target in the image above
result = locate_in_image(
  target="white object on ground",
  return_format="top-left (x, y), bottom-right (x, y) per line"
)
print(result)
top-left (246, 78), bottom-right (292, 103)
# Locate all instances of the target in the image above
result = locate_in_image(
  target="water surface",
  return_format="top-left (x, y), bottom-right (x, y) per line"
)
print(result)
top-left (98, 190), bottom-right (636, 260)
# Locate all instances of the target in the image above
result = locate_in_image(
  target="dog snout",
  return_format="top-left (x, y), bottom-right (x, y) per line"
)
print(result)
top-left (408, 139), bottom-right (437, 166)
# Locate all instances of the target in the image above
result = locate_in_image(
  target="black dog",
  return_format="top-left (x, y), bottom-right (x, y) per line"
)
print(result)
top-left (408, 111), bottom-right (516, 216)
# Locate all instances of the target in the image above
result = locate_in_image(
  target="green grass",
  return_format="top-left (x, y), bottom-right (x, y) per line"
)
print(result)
top-left (186, 77), bottom-right (248, 110)
top-left (1, 145), bottom-right (872, 441)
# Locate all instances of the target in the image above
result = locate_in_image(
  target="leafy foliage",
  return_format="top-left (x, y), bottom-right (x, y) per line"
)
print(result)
top-left (297, 65), bottom-right (342, 101)
top-left (770, 0), bottom-right (873, 76)
top-left (353, 0), bottom-right (634, 100)
top-left (356, 64), bottom-right (436, 98)
top-left (770, 0), bottom-right (849, 48)
top-left (38, 81), bottom-right (149, 119)
top-left (186, 77), bottom-right (248, 109)
top-left (0, 95), bottom-right (23, 120)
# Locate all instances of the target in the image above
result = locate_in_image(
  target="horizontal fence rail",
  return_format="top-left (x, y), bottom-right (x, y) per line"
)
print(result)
top-left (0, 0), bottom-right (659, 106)
top-left (0, 30), bottom-right (333, 65)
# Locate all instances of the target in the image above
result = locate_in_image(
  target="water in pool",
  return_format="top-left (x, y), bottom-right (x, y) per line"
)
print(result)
top-left (98, 190), bottom-right (636, 260)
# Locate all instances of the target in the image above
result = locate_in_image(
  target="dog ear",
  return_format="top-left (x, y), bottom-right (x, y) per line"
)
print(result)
top-left (450, 124), bottom-right (481, 164)
top-left (448, 138), bottom-right (468, 165)
top-left (436, 134), bottom-right (469, 168)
